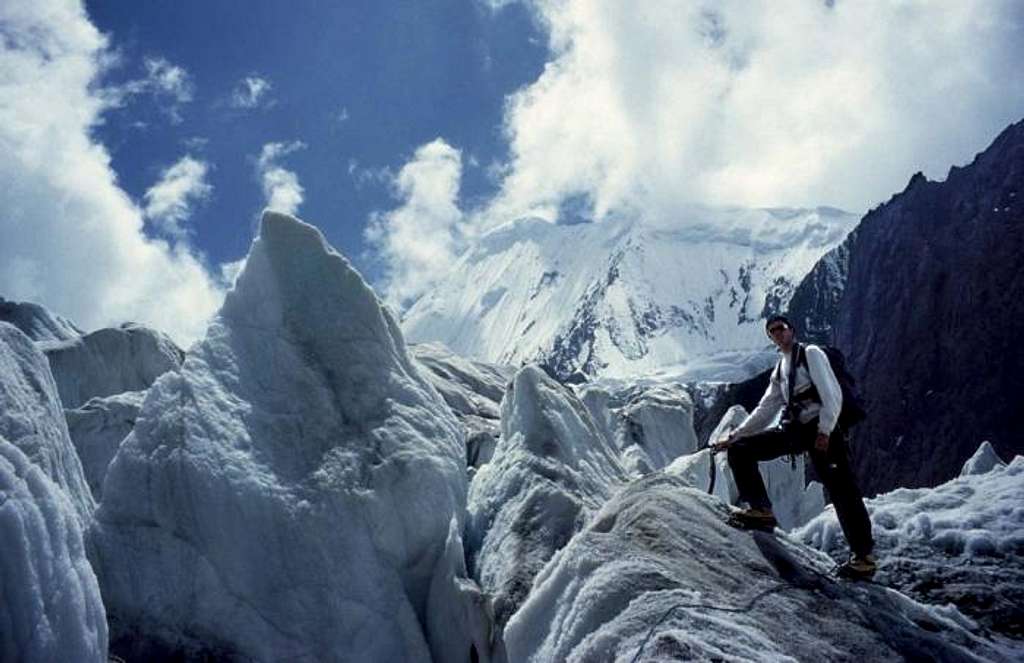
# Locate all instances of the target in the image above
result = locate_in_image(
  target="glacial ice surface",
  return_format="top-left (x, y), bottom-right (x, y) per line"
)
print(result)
top-left (467, 365), bottom-right (628, 628)
top-left (796, 444), bottom-right (1024, 639)
top-left (0, 437), bottom-right (107, 663)
top-left (41, 322), bottom-right (182, 409)
top-left (0, 322), bottom-right (94, 523)
top-left (504, 473), bottom-right (1013, 662)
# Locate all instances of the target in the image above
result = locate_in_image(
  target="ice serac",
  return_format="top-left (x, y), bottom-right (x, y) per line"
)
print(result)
top-left (42, 322), bottom-right (183, 410)
top-left (0, 437), bottom-right (107, 663)
top-left (581, 382), bottom-right (698, 475)
top-left (0, 322), bottom-right (94, 523)
top-left (960, 440), bottom-right (1006, 476)
top-left (65, 390), bottom-right (146, 499)
top-left (466, 365), bottom-right (628, 630)
top-left (796, 452), bottom-right (1024, 639)
top-left (0, 296), bottom-right (83, 342)
top-left (90, 212), bottom-right (474, 662)
top-left (410, 342), bottom-right (513, 469)
top-left (505, 473), bottom-right (1011, 662)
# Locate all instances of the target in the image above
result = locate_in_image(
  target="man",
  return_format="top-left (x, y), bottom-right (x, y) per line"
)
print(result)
top-left (712, 315), bottom-right (876, 579)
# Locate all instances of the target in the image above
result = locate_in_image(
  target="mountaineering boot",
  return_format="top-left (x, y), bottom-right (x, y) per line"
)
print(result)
top-left (727, 507), bottom-right (778, 532)
top-left (836, 554), bottom-right (877, 580)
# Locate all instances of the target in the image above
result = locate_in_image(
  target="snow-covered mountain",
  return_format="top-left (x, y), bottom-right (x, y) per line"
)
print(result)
top-left (403, 206), bottom-right (859, 381)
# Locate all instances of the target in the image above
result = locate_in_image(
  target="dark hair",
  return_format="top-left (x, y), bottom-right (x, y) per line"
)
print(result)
top-left (765, 315), bottom-right (795, 333)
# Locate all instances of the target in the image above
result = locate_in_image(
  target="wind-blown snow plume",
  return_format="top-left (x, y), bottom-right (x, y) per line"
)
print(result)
top-left (0, 0), bottom-right (224, 345)
top-left (256, 141), bottom-right (305, 214)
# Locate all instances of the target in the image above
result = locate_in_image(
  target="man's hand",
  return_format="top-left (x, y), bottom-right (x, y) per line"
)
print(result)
top-left (814, 432), bottom-right (830, 452)
top-left (711, 433), bottom-right (734, 453)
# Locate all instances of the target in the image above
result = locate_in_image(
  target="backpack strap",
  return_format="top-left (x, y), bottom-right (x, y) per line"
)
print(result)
top-left (786, 343), bottom-right (802, 409)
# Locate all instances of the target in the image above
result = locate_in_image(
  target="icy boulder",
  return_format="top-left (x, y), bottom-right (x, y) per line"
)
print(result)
top-left (42, 322), bottom-right (183, 410)
top-left (65, 390), bottom-right (145, 499)
top-left (90, 212), bottom-right (474, 662)
top-left (0, 437), bottom-right (107, 662)
top-left (411, 342), bottom-right (513, 469)
top-left (796, 453), bottom-right (1024, 639)
top-left (0, 323), bottom-right (94, 523)
top-left (467, 365), bottom-right (628, 628)
top-left (0, 296), bottom-right (82, 342)
top-left (505, 473), bottom-right (1010, 662)
top-left (960, 440), bottom-right (1006, 476)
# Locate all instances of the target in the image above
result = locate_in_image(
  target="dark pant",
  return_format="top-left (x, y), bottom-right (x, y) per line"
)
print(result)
top-left (726, 420), bottom-right (874, 557)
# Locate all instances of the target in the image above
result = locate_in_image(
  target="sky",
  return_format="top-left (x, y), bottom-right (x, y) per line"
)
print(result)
top-left (2, 0), bottom-right (1023, 345)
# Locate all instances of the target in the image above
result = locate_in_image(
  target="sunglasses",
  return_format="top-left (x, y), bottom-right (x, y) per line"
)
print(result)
top-left (767, 325), bottom-right (788, 335)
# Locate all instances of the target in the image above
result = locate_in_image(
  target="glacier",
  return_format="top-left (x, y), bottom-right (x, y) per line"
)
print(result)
top-left (1, 208), bottom-right (1020, 661)
top-left (89, 212), bottom-right (478, 662)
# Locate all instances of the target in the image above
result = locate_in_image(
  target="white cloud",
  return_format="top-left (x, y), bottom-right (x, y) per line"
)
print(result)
top-left (143, 155), bottom-right (213, 238)
top-left (107, 55), bottom-right (194, 123)
top-left (480, 0), bottom-right (1024, 223)
top-left (256, 141), bottom-right (306, 215)
top-left (365, 139), bottom-right (464, 307)
top-left (0, 0), bottom-right (224, 345)
top-left (231, 75), bottom-right (272, 109)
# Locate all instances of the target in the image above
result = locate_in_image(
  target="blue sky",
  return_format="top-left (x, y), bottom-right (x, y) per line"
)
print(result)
top-left (85, 0), bottom-right (547, 275)
top-left (2, 1), bottom-right (1023, 344)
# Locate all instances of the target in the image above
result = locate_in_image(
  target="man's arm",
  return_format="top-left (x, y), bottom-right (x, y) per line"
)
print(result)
top-left (805, 345), bottom-right (842, 435)
top-left (727, 370), bottom-right (785, 440)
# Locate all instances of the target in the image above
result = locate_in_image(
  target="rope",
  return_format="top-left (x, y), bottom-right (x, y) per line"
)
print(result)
top-left (629, 557), bottom-right (886, 662)
top-left (629, 581), bottom-right (799, 663)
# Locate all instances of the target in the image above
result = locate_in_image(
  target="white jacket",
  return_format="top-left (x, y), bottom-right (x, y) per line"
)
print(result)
top-left (731, 344), bottom-right (843, 438)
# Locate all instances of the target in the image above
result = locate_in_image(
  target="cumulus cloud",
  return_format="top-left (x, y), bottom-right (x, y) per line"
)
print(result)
top-left (230, 75), bottom-right (272, 109)
top-left (365, 139), bottom-right (464, 307)
top-left (256, 141), bottom-right (306, 214)
top-left (143, 155), bottom-right (213, 238)
top-left (480, 0), bottom-right (1024, 223)
top-left (0, 0), bottom-right (224, 345)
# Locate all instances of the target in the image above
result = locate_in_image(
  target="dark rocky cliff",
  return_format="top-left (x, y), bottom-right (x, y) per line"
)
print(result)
top-left (788, 119), bottom-right (1024, 495)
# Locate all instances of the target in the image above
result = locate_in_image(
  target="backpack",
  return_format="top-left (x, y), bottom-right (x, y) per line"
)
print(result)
top-left (777, 344), bottom-right (867, 429)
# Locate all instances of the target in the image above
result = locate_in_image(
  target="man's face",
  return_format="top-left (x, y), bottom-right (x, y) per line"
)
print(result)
top-left (766, 322), bottom-right (793, 348)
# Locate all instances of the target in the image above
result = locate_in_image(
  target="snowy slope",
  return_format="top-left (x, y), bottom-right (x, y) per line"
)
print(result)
top-left (90, 212), bottom-right (478, 662)
top-left (403, 206), bottom-right (858, 380)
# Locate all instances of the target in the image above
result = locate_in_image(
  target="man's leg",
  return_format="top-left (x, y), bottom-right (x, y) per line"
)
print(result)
top-left (726, 429), bottom-right (795, 511)
top-left (810, 431), bottom-right (875, 557)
